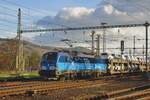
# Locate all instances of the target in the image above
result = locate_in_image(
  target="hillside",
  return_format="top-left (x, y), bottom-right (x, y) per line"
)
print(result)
top-left (0, 38), bottom-right (91, 71)
top-left (0, 38), bottom-right (92, 55)
top-left (0, 38), bottom-right (55, 71)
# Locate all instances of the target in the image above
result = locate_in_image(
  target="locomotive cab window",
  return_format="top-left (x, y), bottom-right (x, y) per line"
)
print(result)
top-left (47, 52), bottom-right (57, 64)
top-left (73, 57), bottom-right (84, 63)
top-left (58, 56), bottom-right (67, 62)
top-left (58, 55), bottom-right (71, 63)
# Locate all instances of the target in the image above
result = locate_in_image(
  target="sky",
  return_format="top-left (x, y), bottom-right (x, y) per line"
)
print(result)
top-left (0, 0), bottom-right (150, 55)
top-left (0, 0), bottom-right (100, 37)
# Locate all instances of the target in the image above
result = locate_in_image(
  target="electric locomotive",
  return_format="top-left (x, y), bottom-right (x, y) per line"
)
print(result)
top-left (39, 51), bottom-right (108, 79)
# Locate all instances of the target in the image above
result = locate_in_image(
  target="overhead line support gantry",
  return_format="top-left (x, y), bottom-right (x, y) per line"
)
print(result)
top-left (21, 24), bottom-right (144, 33)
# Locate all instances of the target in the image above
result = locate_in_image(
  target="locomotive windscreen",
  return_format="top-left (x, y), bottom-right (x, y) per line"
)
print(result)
top-left (47, 52), bottom-right (57, 64)
top-left (42, 52), bottom-right (57, 64)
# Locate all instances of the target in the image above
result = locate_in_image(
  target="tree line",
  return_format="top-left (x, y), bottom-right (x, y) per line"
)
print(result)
top-left (0, 40), bottom-right (41, 71)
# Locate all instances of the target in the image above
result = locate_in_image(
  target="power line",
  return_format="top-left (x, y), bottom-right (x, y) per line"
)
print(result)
top-left (0, 3), bottom-right (37, 21)
top-left (0, 0), bottom-right (78, 29)
top-left (0, 18), bottom-right (17, 24)
top-left (0, 11), bottom-right (17, 17)
top-left (0, 5), bottom-right (33, 20)
top-left (0, 0), bottom-right (76, 31)
top-left (39, 22), bottom-right (71, 28)
top-left (0, 28), bottom-right (15, 32)
top-left (0, 4), bottom-right (17, 12)
top-left (102, 0), bottom-right (143, 22)
top-left (130, 2), bottom-right (150, 20)
top-left (0, 23), bottom-right (16, 28)
top-left (0, 12), bottom-right (33, 26)
top-left (0, 0), bottom-right (51, 15)
top-left (134, 3), bottom-right (150, 12)
top-left (0, 12), bottom-right (31, 23)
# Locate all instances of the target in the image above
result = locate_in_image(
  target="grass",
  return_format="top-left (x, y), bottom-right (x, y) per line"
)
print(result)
top-left (20, 71), bottom-right (40, 78)
top-left (0, 71), bottom-right (40, 81)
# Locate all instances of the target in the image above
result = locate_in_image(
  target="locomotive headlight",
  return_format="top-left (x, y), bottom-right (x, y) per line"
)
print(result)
top-left (49, 66), bottom-right (56, 70)
top-left (42, 66), bottom-right (47, 70)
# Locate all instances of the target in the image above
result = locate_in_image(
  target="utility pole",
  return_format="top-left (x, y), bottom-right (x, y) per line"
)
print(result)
top-left (101, 23), bottom-right (107, 53)
top-left (91, 31), bottom-right (95, 54)
top-left (133, 35), bottom-right (136, 56)
top-left (120, 40), bottom-right (124, 75)
top-left (121, 40), bottom-right (124, 55)
top-left (143, 45), bottom-right (145, 60)
top-left (96, 35), bottom-right (100, 56)
top-left (144, 22), bottom-right (149, 71)
top-left (16, 8), bottom-right (24, 73)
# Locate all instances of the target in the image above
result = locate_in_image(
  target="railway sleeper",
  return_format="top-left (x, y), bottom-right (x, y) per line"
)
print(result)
top-left (115, 91), bottom-right (150, 100)
top-left (84, 84), bottom-right (150, 100)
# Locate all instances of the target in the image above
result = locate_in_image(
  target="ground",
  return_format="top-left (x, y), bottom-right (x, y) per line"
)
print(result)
top-left (0, 74), bottom-right (149, 100)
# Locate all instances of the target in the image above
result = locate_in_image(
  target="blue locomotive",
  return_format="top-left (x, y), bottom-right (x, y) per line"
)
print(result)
top-left (39, 51), bottom-right (109, 79)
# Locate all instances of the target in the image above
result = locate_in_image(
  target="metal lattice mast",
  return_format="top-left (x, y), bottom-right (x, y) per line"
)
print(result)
top-left (133, 35), bottom-right (136, 56)
top-left (144, 22), bottom-right (149, 71)
top-left (96, 35), bottom-right (100, 56)
top-left (101, 23), bottom-right (107, 53)
top-left (91, 31), bottom-right (95, 54)
top-left (16, 8), bottom-right (24, 72)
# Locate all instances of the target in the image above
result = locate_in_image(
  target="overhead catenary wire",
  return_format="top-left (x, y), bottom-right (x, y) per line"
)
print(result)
top-left (0, 23), bottom-right (16, 28)
top-left (0, 4), bottom-right (37, 33)
top-left (0, 0), bottom-right (93, 28)
top-left (0, 18), bottom-right (17, 25)
top-left (0, 12), bottom-right (32, 23)
top-left (134, 2), bottom-right (150, 13)
top-left (0, 4), bottom-right (17, 12)
top-left (0, 0), bottom-right (51, 16)
top-left (0, 28), bottom-right (16, 32)
top-left (102, 0), bottom-right (144, 22)
top-left (0, 5), bottom-right (34, 23)
top-left (0, 11), bottom-right (17, 17)
top-left (0, 0), bottom-right (68, 33)
top-left (0, 0), bottom-right (106, 35)
top-left (0, 1), bottom-right (42, 21)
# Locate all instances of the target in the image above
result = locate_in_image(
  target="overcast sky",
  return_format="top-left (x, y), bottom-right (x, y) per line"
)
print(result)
top-left (0, 0), bottom-right (150, 54)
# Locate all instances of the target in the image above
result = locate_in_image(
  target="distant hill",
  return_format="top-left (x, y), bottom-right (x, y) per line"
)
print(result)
top-left (0, 38), bottom-right (91, 71)
top-left (0, 38), bottom-right (92, 55)
top-left (69, 46), bottom-right (91, 53)
top-left (0, 38), bottom-right (54, 55)
top-left (0, 38), bottom-right (55, 71)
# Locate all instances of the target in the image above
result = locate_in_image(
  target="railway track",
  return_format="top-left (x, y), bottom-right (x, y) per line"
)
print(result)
top-left (0, 72), bottom-right (140, 87)
top-left (0, 72), bottom-right (142, 89)
top-left (0, 79), bottom-right (110, 97)
top-left (0, 73), bottom-right (149, 99)
top-left (84, 83), bottom-right (150, 100)
top-left (115, 89), bottom-right (150, 100)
